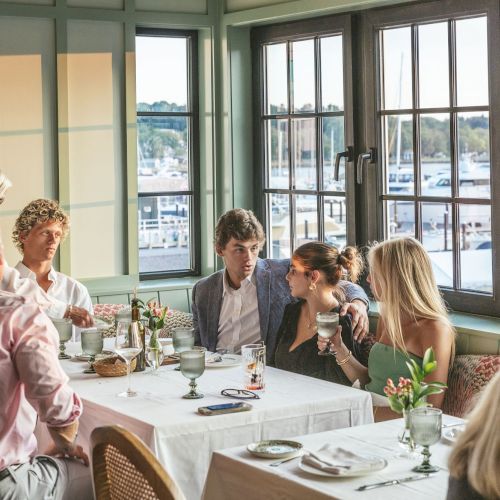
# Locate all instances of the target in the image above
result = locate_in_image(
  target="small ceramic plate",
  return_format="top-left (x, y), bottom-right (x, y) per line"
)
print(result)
top-left (298, 457), bottom-right (388, 478)
top-left (442, 427), bottom-right (465, 444)
top-left (205, 354), bottom-right (240, 368)
top-left (74, 350), bottom-right (114, 362)
top-left (247, 440), bottom-right (303, 459)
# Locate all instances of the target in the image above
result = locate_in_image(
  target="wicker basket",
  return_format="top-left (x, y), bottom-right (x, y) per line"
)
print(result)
top-left (93, 356), bottom-right (137, 377)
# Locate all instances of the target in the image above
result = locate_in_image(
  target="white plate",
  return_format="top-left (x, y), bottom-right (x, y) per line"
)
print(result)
top-left (247, 440), bottom-right (303, 459)
top-left (73, 350), bottom-right (114, 362)
top-left (205, 354), bottom-right (240, 368)
top-left (298, 457), bottom-right (388, 478)
top-left (442, 427), bottom-right (465, 444)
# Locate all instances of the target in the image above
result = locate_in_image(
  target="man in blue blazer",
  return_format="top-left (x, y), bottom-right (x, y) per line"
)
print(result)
top-left (192, 209), bottom-right (369, 362)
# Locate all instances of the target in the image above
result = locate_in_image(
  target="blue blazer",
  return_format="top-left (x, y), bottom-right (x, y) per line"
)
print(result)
top-left (191, 258), bottom-right (368, 363)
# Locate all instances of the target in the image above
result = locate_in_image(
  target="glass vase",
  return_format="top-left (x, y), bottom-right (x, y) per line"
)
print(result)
top-left (397, 408), bottom-right (420, 459)
top-left (146, 328), bottom-right (164, 370)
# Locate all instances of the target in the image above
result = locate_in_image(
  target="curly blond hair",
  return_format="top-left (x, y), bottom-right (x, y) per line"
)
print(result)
top-left (12, 199), bottom-right (70, 253)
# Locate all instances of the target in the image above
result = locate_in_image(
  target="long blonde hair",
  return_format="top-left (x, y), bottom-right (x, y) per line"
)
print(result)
top-left (368, 237), bottom-right (453, 354)
top-left (448, 371), bottom-right (500, 499)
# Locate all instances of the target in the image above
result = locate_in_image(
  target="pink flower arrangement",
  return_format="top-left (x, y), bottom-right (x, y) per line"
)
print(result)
top-left (141, 299), bottom-right (172, 331)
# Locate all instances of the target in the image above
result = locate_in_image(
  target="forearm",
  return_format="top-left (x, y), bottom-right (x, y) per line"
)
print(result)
top-left (340, 280), bottom-right (369, 306)
top-left (334, 342), bottom-right (370, 385)
top-left (47, 420), bottom-right (79, 451)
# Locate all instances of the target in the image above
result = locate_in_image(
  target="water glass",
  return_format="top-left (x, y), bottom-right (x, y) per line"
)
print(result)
top-left (115, 320), bottom-right (142, 398)
top-left (180, 347), bottom-right (206, 399)
top-left (81, 328), bottom-right (104, 374)
top-left (410, 407), bottom-right (442, 473)
top-left (316, 312), bottom-right (339, 356)
top-left (50, 317), bottom-right (73, 359)
top-left (172, 327), bottom-right (195, 354)
top-left (241, 343), bottom-right (266, 391)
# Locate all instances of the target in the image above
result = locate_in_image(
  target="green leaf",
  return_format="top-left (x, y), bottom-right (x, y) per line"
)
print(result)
top-left (389, 399), bottom-right (404, 413)
top-left (406, 361), bottom-right (418, 381)
top-left (424, 361), bottom-right (437, 375)
top-left (422, 347), bottom-right (435, 367)
top-left (414, 400), bottom-right (430, 408)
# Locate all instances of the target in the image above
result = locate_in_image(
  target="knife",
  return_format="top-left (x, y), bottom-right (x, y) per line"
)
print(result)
top-left (356, 473), bottom-right (432, 491)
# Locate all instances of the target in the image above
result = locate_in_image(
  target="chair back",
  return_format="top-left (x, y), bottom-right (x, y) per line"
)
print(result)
top-left (91, 425), bottom-right (185, 500)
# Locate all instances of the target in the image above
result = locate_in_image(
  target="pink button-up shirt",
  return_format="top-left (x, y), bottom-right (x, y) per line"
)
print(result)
top-left (0, 292), bottom-right (83, 469)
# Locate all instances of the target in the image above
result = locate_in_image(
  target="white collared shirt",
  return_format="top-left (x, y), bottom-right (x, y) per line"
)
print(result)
top-left (217, 271), bottom-right (261, 354)
top-left (15, 262), bottom-right (93, 341)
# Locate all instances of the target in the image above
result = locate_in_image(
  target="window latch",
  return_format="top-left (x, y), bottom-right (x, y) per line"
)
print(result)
top-left (334, 146), bottom-right (354, 181)
top-left (356, 148), bottom-right (377, 184)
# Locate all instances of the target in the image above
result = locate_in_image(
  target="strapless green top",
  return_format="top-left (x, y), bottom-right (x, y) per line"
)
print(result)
top-left (365, 342), bottom-right (423, 396)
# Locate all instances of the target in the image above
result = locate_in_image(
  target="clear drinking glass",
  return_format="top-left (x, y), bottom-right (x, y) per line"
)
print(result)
top-left (241, 343), bottom-right (266, 391)
top-left (316, 312), bottom-right (339, 356)
top-left (180, 347), bottom-right (206, 399)
top-left (115, 320), bottom-right (142, 398)
top-left (81, 327), bottom-right (103, 374)
top-left (50, 317), bottom-right (73, 359)
top-left (172, 327), bottom-right (195, 354)
top-left (410, 407), bottom-right (442, 473)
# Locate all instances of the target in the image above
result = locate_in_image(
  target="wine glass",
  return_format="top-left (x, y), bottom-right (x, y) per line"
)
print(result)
top-left (316, 312), bottom-right (339, 356)
top-left (50, 317), bottom-right (73, 359)
top-left (180, 347), bottom-right (206, 399)
top-left (410, 407), bottom-right (442, 473)
top-left (115, 320), bottom-right (142, 398)
top-left (81, 327), bottom-right (103, 374)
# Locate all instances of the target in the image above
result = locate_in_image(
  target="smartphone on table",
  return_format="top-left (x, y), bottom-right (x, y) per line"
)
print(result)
top-left (197, 402), bottom-right (252, 416)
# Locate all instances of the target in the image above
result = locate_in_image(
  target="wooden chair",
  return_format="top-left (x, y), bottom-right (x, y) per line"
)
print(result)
top-left (91, 425), bottom-right (185, 500)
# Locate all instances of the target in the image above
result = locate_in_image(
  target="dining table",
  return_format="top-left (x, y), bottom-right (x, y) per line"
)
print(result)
top-left (202, 414), bottom-right (465, 500)
top-left (37, 340), bottom-right (374, 500)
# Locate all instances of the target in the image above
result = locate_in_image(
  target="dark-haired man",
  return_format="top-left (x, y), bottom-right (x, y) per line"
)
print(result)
top-left (192, 208), bottom-right (369, 362)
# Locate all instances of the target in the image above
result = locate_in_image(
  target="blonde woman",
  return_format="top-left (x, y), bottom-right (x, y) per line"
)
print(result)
top-left (272, 242), bottom-right (371, 385)
top-left (447, 371), bottom-right (500, 500)
top-left (320, 237), bottom-right (454, 420)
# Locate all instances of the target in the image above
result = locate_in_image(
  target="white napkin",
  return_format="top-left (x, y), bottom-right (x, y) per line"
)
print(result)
top-left (205, 352), bottom-right (222, 364)
top-left (301, 445), bottom-right (383, 475)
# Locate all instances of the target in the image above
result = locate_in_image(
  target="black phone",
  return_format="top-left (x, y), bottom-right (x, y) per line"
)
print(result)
top-left (197, 402), bottom-right (252, 416)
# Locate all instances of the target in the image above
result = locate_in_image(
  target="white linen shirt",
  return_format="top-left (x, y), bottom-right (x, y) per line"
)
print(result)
top-left (216, 271), bottom-right (261, 354)
top-left (15, 262), bottom-right (93, 341)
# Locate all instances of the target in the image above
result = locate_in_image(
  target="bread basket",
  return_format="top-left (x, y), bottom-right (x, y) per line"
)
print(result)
top-left (93, 355), bottom-right (137, 377)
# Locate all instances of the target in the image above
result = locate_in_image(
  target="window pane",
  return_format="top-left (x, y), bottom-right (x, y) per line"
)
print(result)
top-left (137, 116), bottom-right (189, 193)
top-left (459, 204), bottom-right (492, 292)
top-left (323, 196), bottom-right (346, 248)
top-left (265, 119), bottom-right (289, 189)
top-left (292, 118), bottom-right (316, 190)
top-left (383, 115), bottom-right (414, 195)
top-left (265, 43), bottom-right (288, 114)
top-left (456, 17), bottom-right (488, 107)
top-left (291, 39), bottom-right (315, 113)
top-left (295, 195), bottom-right (318, 247)
top-left (321, 35), bottom-right (343, 111)
top-left (458, 112), bottom-right (490, 199)
top-left (421, 113), bottom-right (451, 196)
top-left (422, 202), bottom-right (453, 288)
top-left (138, 195), bottom-right (191, 273)
top-left (268, 193), bottom-right (290, 258)
top-left (380, 27), bottom-right (412, 110)
top-left (386, 200), bottom-right (415, 238)
top-left (136, 37), bottom-right (187, 111)
top-left (322, 116), bottom-right (345, 191)
top-left (418, 22), bottom-right (449, 108)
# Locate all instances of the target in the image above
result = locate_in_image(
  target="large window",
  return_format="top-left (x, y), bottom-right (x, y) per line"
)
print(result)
top-left (136, 28), bottom-right (199, 278)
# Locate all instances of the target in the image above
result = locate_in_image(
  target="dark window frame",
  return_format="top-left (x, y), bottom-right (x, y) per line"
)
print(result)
top-left (136, 27), bottom-right (200, 280)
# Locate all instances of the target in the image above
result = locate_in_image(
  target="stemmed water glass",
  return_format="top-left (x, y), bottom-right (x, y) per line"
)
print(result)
top-left (172, 327), bottom-right (195, 354)
top-left (410, 407), bottom-right (442, 473)
top-left (50, 317), bottom-right (73, 359)
top-left (180, 347), bottom-right (206, 399)
top-left (115, 320), bottom-right (142, 398)
top-left (316, 312), bottom-right (339, 356)
top-left (81, 327), bottom-right (103, 374)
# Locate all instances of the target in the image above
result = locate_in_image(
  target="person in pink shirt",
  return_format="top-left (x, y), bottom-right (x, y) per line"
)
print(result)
top-left (0, 234), bottom-right (93, 499)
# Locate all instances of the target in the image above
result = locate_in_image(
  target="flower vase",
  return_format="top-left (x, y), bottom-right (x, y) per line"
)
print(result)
top-left (147, 328), bottom-right (163, 370)
top-left (398, 409), bottom-right (412, 449)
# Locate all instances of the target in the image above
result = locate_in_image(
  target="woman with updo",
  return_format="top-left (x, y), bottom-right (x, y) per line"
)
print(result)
top-left (271, 241), bottom-right (369, 385)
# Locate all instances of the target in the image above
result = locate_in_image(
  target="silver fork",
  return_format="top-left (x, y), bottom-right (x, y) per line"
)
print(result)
top-left (269, 455), bottom-right (301, 467)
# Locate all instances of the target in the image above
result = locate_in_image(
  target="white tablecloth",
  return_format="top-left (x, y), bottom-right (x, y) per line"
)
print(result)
top-left (203, 415), bottom-right (465, 500)
top-left (37, 341), bottom-right (373, 500)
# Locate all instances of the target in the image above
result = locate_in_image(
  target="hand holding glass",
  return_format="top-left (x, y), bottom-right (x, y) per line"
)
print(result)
top-left (410, 407), bottom-right (442, 473)
top-left (180, 347), bottom-right (206, 399)
top-left (81, 328), bottom-right (103, 373)
top-left (316, 312), bottom-right (339, 356)
top-left (50, 317), bottom-right (73, 359)
top-left (115, 320), bottom-right (142, 398)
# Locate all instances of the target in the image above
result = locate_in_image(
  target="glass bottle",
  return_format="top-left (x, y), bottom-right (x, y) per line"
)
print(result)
top-left (131, 297), bottom-right (146, 372)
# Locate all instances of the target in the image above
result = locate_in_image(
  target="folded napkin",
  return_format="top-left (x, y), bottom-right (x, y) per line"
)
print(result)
top-left (205, 352), bottom-right (222, 364)
top-left (301, 445), bottom-right (383, 475)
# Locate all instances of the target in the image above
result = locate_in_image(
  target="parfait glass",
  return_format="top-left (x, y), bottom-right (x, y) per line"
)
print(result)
top-left (81, 328), bottom-right (103, 374)
top-left (316, 312), bottom-right (339, 356)
top-left (50, 317), bottom-right (73, 359)
top-left (410, 407), bottom-right (442, 473)
top-left (115, 320), bottom-right (142, 398)
top-left (180, 347), bottom-right (206, 399)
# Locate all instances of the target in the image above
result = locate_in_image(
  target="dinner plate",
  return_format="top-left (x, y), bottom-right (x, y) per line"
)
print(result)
top-left (247, 440), bottom-right (303, 459)
top-left (74, 350), bottom-right (114, 362)
top-left (442, 427), bottom-right (465, 444)
top-left (205, 354), bottom-right (240, 368)
top-left (298, 456), bottom-right (388, 478)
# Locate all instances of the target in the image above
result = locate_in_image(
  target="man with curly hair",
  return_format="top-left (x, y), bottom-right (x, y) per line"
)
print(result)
top-left (11, 199), bottom-right (93, 339)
